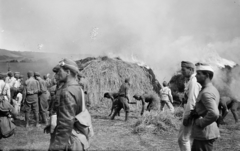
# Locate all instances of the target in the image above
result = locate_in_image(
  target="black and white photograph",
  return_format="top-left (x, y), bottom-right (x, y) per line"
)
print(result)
top-left (0, 0), bottom-right (240, 150)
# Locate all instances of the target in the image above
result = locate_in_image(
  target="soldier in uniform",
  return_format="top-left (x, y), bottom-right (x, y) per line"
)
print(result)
top-left (48, 59), bottom-right (91, 151)
top-left (34, 72), bottom-right (50, 125)
top-left (191, 63), bottom-right (220, 151)
top-left (133, 92), bottom-right (160, 115)
top-left (23, 71), bottom-right (40, 127)
top-left (111, 78), bottom-right (131, 121)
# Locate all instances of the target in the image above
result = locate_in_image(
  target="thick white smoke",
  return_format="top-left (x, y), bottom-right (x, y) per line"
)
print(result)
top-left (1, 0), bottom-right (240, 95)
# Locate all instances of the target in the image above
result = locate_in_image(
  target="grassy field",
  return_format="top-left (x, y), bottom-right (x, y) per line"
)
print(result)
top-left (0, 104), bottom-right (240, 151)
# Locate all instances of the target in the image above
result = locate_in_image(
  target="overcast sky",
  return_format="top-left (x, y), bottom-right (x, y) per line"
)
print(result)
top-left (1, 0), bottom-right (240, 80)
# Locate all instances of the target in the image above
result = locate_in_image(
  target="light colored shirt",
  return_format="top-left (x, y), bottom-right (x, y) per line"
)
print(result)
top-left (160, 86), bottom-right (172, 101)
top-left (183, 73), bottom-right (201, 119)
top-left (0, 79), bottom-right (11, 101)
top-left (13, 79), bottom-right (21, 88)
top-left (7, 77), bottom-right (16, 88)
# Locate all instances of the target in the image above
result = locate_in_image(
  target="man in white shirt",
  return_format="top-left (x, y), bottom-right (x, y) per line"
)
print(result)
top-left (0, 73), bottom-right (11, 101)
top-left (178, 61), bottom-right (201, 151)
top-left (160, 81), bottom-right (174, 113)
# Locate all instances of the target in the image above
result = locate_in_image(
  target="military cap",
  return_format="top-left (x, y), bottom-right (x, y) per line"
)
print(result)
top-left (27, 71), bottom-right (34, 77)
top-left (58, 58), bottom-right (79, 74)
top-left (52, 65), bottom-right (60, 73)
top-left (34, 72), bottom-right (41, 77)
top-left (195, 62), bottom-right (214, 73)
top-left (181, 61), bottom-right (195, 69)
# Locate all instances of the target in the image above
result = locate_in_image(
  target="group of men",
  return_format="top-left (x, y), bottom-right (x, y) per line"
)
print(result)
top-left (178, 61), bottom-right (220, 151)
top-left (0, 58), bottom-right (231, 151)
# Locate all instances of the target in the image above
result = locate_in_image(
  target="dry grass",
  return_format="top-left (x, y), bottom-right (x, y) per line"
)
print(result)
top-left (132, 109), bottom-right (182, 135)
top-left (1, 106), bottom-right (239, 151)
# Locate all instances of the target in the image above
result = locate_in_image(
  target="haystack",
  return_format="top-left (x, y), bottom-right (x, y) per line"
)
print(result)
top-left (76, 56), bottom-right (161, 105)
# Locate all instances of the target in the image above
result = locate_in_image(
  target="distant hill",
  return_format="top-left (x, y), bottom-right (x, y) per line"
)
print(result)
top-left (0, 48), bottom-right (91, 63)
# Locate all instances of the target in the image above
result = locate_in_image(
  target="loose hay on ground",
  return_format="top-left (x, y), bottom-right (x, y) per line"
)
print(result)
top-left (132, 110), bottom-right (181, 135)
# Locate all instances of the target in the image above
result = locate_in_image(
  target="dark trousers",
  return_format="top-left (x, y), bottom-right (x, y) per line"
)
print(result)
top-left (192, 139), bottom-right (216, 151)
top-left (25, 101), bottom-right (39, 124)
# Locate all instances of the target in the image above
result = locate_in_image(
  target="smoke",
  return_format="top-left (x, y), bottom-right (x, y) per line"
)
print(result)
top-left (1, 0), bottom-right (240, 89)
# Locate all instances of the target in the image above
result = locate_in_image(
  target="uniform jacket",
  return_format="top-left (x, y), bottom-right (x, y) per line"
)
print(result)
top-left (37, 77), bottom-right (48, 93)
top-left (192, 83), bottom-right (220, 140)
top-left (50, 79), bottom-right (83, 151)
top-left (25, 77), bottom-right (40, 95)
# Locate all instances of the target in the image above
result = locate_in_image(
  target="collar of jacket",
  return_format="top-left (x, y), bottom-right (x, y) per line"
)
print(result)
top-left (63, 79), bottom-right (79, 88)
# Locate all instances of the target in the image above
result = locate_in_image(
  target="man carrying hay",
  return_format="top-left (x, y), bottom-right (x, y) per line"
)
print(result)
top-left (111, 78), bottom-right (131, 121)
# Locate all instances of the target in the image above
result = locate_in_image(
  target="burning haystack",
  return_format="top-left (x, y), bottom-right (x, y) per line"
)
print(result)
top-left (76, 56), bottom-right (161, 105)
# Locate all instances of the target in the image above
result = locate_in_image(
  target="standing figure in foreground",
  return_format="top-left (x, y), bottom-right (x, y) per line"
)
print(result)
top-left (191, 63), bottom-right (220, 151)
top-left (49, 59), bottom-right (93, 151)
top-left (178, 61), bottom-right (201, 151)
top-left (111, 78), bottom-right (131, 121)
top-left (159, 81), bottom-right (174, 113)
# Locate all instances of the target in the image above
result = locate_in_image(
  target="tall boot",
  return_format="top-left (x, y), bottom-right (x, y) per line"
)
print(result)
top-left (25, 113), bottom-right (30, 128)
top-left (110, 109), bottom-right (119, 120)
top-left (41, 113), bottom-right (48, 125)
top-left (34, 112), bottom-right (40, 127)
top-left (125, 112), bottom-right (129, 121)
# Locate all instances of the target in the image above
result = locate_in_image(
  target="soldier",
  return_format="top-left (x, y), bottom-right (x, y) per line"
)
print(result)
top-left (111, 78), bottom-right (131, 121)
top-left (23, 71), bottom-right (40, 127)
top-left (178, 61), bottom-right (201, 151)
top-left (133, 92), bottom-right (160, 115)
top-left (34, 72), bottom-right (50, 126)
top-left (160, 81), bottom-right (174, 113)
top-left (48, 58), bottom-right (92, 151)
top-left (191, 63), bottom-right (220, 151)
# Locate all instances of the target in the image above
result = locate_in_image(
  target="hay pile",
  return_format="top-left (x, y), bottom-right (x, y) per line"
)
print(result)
top-left (132, 109), bottom-right (182, 134)
top-left (76, 56), bottom-right (161, 105)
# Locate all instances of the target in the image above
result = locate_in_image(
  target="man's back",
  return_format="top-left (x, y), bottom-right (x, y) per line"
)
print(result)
top-left (118, 83), bottom-right (129, 96)
top-left (25, 77), bottom-right (39, 95)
